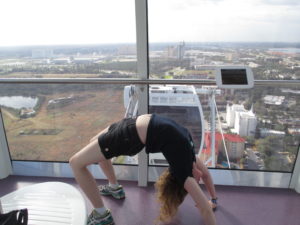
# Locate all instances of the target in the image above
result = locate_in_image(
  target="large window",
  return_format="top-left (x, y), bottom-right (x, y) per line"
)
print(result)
top-left (0, 0), bottom-right (137, 79)
top-left (147, 0), bottom-right (300, 173)
top-left (148, 84), bottom-right (300, 172)
top-left (0, 0), bottom-right (299, 176)
top-left (0, 0), bottom-right (139, 164)
top-left (0, 83), bottom-right (136, 163)
top-left (148, 0), bottom-right (300, 80)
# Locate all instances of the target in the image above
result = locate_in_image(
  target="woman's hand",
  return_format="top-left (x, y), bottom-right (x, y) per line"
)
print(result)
top-left (192, 162), bottom-right (203, 183)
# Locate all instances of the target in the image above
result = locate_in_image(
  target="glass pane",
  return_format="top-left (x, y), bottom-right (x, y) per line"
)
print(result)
top-left (0, 83), bottom-right (138, 165)
top-left (0, 0), bottom-right (137, 78)
top-left (148, 84), bottom-right (300, 173)
top-left (148, 0), bottom-right (300, 80)
top-left (148, 85), bottom-right (204, 165)
top-left (221, 84), bottom-right (299, 172)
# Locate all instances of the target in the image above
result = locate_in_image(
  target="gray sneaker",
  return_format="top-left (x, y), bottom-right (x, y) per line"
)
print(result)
top-left (87, 209), bottom-right (114, 225)
top-left (99, 184), bottom-right (125, 199)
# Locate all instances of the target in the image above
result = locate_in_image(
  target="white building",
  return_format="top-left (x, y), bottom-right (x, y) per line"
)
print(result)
top-left (233, 110), bottom-right (257, 137)
top-left (263, 95), bottom-right (285, 105)
top-left (226, 104), bottom-right (246, 127)
top-left (260, 128), bottom-right (285, 138)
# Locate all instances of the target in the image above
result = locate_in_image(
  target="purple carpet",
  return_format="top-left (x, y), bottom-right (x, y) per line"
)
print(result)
top-left (1, 176), bottom-right (299, 225)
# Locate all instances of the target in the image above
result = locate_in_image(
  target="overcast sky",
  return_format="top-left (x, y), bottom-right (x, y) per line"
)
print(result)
top-left (0, 0), bottom-right (299, 46)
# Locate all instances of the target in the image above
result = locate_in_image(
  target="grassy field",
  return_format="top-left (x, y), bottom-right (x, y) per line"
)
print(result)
top-left (2, 88), bottom-right (125, 161)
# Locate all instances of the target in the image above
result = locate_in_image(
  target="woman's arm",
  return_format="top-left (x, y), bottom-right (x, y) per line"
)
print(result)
top-left (194, 156), bottom-right (217, 199)
top-left (184, 177), bottom-right (217, 225)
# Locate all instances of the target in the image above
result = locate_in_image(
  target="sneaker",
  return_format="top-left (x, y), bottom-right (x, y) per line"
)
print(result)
top-left (208, 198), bottom-right (218, 211)
top-left (99, 184), bottom-right (125, 199)
top-left (87, 209), bottom-right (114, 225)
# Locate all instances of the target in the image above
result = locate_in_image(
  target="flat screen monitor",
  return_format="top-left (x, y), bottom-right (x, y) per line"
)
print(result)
top-left (216, 66), bottom-right (254, 89)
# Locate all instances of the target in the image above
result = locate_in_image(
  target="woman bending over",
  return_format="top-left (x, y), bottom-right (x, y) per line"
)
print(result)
top-left (69, 114), bottom-right (217, 225)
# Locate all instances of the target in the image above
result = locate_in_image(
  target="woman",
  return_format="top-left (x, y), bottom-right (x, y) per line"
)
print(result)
top-left (69, 114), bottom-right (217, 225)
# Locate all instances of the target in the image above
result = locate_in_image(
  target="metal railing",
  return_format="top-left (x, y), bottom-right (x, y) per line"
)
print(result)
top-left (0, 78), bottom-right (299, 85)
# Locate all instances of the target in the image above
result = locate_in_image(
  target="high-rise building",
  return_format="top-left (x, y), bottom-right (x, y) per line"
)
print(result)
top-left (165, 41), bottom-right (185, 59)
top-left (177, 41), bottom-right (185, 60)
top-left (226, 104), bottom-right (246, 127)
top-left (234, 110), bottom-right (257, 137)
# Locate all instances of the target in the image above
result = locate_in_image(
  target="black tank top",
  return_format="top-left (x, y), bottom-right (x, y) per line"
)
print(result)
top-left (146, 114), bottom-right (196, 184)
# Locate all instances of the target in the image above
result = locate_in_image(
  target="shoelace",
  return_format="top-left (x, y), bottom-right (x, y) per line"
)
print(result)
top-left (211, 198), bottom-right (218, 205)
top-left (99, 185), bottom-right (111, 191)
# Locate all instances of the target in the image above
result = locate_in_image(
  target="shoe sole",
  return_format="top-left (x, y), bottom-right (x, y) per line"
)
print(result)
top-left (100, 192), bottom-right (125, 199)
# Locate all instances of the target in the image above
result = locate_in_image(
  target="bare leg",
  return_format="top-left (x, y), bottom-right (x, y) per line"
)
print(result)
top-left (98, 159), bottom-right (118, 185)
top-left (88, 127), bottom-right (118, 185)
top-left (69, 139), bottom-right (108, 208)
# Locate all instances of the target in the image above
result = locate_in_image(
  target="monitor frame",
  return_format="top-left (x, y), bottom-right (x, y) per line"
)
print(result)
top-left (215, 66), bottom-right (254, 89)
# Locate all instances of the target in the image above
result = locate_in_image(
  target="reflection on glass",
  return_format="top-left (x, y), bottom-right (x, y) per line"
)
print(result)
top-left (0, 84), bottom-right (138, 164)
top-left (148, 84), bottom-right (300, 173)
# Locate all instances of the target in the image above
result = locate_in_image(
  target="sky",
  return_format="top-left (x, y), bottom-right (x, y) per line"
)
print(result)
top-left (0, 0), bottom-right (300, 46)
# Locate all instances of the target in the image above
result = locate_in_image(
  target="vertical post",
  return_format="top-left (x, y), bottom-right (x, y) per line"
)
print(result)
top-left (135, 0), bottom-right (149, 186)
top-left (0, 109), bottom-right (13, 179)
top-left (290, 145), bottom-right (300, 193)
top-left (0, 199), bottom-right (3, 213)
top-left (210, 91), bottom-right (216, 167)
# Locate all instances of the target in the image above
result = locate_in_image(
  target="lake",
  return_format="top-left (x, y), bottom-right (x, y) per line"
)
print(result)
top-left (269, 48), bottom-right (300, 54)
top-left (0, 96), bottom-right (38, 109)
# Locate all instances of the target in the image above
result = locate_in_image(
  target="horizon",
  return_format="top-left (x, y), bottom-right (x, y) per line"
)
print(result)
top-left (0, 41), bottom-right (300, 49)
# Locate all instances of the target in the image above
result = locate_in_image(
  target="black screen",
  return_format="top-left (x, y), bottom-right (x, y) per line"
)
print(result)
top-left (221, 69), bottom-right (248, 85)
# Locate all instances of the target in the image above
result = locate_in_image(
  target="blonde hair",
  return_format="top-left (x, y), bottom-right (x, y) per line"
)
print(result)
top-left (154, 169), bottom-right (187, 224)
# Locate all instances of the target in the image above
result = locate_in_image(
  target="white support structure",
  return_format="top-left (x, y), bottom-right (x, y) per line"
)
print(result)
top-left (0, 110), bottom-right (12, 179)
top-left (209, 92), bottom-right (216, 168)
top-left (135, 0), bottom-right (149, 187)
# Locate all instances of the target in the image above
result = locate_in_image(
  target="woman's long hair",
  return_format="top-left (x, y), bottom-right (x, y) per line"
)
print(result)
top-left (154, 169), bottom-right (187, 223)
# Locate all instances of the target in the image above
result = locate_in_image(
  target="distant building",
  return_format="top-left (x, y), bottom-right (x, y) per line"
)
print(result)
top-left (117, 45), bottom-right (136, 55)
top-left (263, 95), bottom-right (285, 105)
top-left (166, 42), bottom-right (185, 60)
top-left (259, 128), bottom-right (285, 138)
top-left (73, 58), bottom-right (94, 64)
top-left (32, 49), bottom-right (53, 59)
top-left (20, 108), bottom-right (36, 118)
top-left (287, 128), bottom-right (300, 135)
top-left (233, 110), bottom-right (257, 137)
top-left (221, 134), bottom-right (245, 162)
top-left (47, 96), bottom-right (75, 109)
top-left (177, 41), bottom-right (185, 60)
top-left (226, 104), bottom-right (257, 136)
top-left (52, 58), bottom-right (71, 64)
top-left (278, 118), bottom-right (300, 127)
top-left (200, 132), bottom-right (245, 165)
top-left (226, 104), bottom-right (246, 127)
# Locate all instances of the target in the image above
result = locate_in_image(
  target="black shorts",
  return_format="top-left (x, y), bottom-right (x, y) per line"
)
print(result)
top-left (98, 118), bottom-right (145, 159)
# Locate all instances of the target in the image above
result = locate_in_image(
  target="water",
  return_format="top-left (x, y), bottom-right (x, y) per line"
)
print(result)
top-left (268, 48), bottom-right (300, 54)
top-left (0, 96), bottom-right (38, 109)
